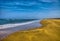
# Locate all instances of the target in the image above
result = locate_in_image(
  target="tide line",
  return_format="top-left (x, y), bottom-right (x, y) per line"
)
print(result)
top-left (0, 20), bottom-right (40, 29)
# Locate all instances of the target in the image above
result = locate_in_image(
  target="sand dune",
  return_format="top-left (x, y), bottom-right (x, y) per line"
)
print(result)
top-left (1, 19), bottom-right (60, 41)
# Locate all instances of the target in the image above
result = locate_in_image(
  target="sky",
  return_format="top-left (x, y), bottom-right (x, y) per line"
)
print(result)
top-left (0, 0), bottom-right (60, 19)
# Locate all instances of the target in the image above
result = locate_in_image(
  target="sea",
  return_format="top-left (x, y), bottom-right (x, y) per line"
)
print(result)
top-left (0, 19), bottom-right (38, 25)
top-left (0, 19), bottom-right (41, 29)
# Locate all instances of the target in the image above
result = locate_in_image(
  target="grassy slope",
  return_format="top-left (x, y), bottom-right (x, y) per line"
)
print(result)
top-left (1, 19), bottom-right (60, 41)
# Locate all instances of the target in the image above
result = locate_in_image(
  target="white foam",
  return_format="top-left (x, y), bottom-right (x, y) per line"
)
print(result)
top-left (0, 20), bottom-right (40, 29)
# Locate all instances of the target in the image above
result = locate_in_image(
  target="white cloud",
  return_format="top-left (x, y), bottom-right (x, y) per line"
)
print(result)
top-left (14, 2), bottom-right (38, 6)
top-left (40, 0), bottom-right (59, 2)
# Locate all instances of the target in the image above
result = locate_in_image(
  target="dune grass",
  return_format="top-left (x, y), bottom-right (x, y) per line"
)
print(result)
top-left (1, 19), bottom-right (60, 41)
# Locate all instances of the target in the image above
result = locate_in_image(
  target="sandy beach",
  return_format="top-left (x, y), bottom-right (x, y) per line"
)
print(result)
top-left (1, 19), bottom-right (60, 41)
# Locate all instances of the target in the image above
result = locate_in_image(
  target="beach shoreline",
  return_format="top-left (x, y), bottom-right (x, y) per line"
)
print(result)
top-left (0, 20), bottom-right (41, 39)
top-left (1, 19), bottom-right (60, 41)
top-left (0, 20), bottom-right (41, 29)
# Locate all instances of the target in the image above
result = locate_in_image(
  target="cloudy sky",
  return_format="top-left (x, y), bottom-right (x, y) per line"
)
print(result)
top-left (0, 0), bottom-right (60, 19)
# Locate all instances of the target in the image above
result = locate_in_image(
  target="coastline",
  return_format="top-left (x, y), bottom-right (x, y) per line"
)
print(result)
top-left (0, 20), bottom-right (41, 29)
top-left (1, 19), bottom-right (60, 41)
top-left (0, 20), bottom-right (41, 39)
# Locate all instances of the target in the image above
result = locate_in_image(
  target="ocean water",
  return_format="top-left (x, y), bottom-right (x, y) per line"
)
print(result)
top-left (0, 19), bottom-right (37, 25)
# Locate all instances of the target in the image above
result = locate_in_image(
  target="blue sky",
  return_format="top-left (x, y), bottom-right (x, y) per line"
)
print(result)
top-left (0, 0), bottom-right (60, 19)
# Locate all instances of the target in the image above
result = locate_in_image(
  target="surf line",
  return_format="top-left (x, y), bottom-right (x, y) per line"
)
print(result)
top-left (0, 20), bottom-right (40, 29)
